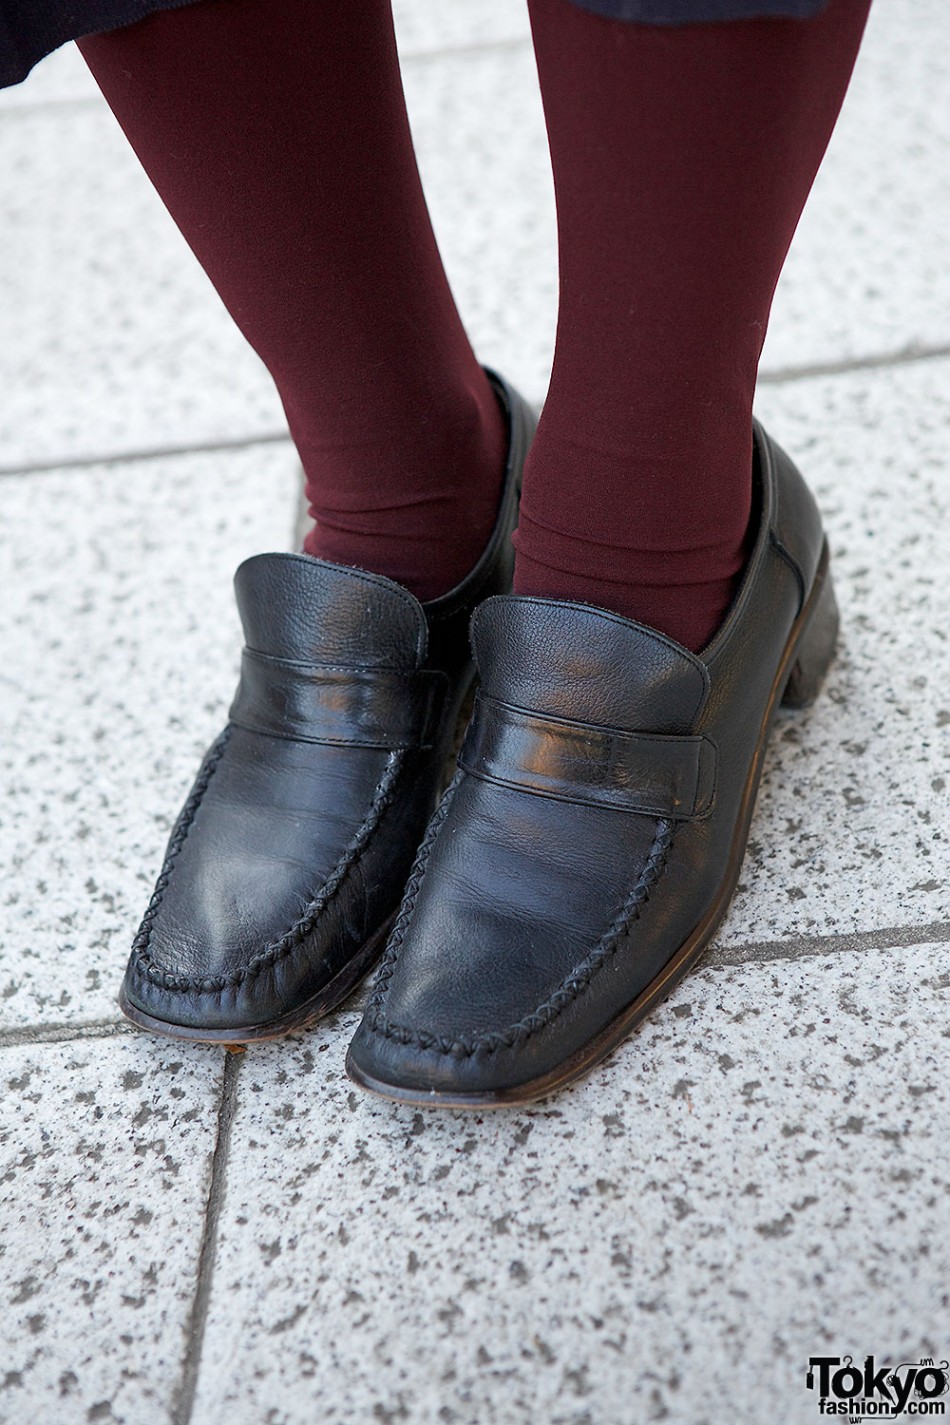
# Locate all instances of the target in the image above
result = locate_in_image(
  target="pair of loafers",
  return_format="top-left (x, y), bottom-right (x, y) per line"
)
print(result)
top-left (121, 368), bottom-right (838, 1107)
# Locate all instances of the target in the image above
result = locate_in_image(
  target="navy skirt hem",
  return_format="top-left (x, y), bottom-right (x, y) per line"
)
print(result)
top-left (1, 0), bottom-right (833, 90)
top-left (1, 0), bottom-right (200, 88)
top-left (570, 0), bottom-right (829, 20)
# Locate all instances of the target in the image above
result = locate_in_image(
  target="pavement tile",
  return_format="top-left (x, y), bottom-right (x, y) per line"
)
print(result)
top-left (0, 444), bottom-right (297, 1029)
top-left (718, 357), bottom-right (950, 946)
top-left (2, 0), bottom-right (949, 471)
top-left (763, 0), bottom-right (950, 373)
top-left (0, 1035), bottom-right (225, 1423)
top-left (193, 940), bottom-right (950, 1425)
top-left (393, 0), bottom-right (531, 54)
top-left (0, 100), bottom-right (287, 471)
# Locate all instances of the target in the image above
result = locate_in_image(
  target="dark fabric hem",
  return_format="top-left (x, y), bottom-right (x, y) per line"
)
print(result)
top-left (565, 0), bottom-right (830, 21)
top-left (0, 0), bottom-right (204, 89)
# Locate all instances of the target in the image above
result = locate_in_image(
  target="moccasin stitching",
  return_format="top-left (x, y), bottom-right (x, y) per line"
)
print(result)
top-left (365, 769), bottom-right (464, 1014)
top-left (367, 802), bottom-right (676, 1057)
top-left (131, 740), bottom-right (405, 993)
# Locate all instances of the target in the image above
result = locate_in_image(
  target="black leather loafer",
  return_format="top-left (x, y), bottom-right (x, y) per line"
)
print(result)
top-left (120, 369), bottom-right (536, 1042)
top-left (346, 421), bottom-right (839, 1105)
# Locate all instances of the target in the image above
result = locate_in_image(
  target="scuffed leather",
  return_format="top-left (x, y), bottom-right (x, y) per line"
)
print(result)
top-left (122, 368), bottom-right (536, 1033)
top-left (347, 421), bottom-right (828, 1097)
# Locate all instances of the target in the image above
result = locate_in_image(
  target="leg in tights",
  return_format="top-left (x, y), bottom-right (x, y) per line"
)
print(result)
top-left (517, 0), bottom-right (872, 651)
top-left (78, 0), bottom-right (507, 603)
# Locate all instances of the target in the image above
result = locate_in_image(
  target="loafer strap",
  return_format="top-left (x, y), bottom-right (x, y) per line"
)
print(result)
top-left (459, 694), bottom-right (716, 818)
top-left (229, 649), bottom-right (448, 749)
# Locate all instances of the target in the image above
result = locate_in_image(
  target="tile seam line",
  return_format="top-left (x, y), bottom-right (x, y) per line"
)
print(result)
top-left (4, 339), bottom-right (950, 481)
top-left (171, 1049), bottom-right (243, 1425)
top-left (0, 430), bottom-right (294, 479)
top-left (0, 918), bottom-right (947, 1050)
top-left (756, 340), bottom-right (950, 385)
top-left (0, 1016), bottom-right (135, 1048)
top-left (707, 918), bottom-right (950, 968)
top-left (0, 32), bottom-right (534, 120)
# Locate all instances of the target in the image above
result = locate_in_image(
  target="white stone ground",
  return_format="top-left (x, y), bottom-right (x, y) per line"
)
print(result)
top-left (1, 2), bottom-right (948, 1422)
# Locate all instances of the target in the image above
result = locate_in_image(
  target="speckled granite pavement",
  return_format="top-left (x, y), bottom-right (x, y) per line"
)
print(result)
top-left (1, 3), bottom-right (948, 1423)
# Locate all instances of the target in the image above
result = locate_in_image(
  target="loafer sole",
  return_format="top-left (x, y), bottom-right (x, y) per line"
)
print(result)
top-left (345, 541), bottom-right (838, 1108)
top-left (120, 910), bottom-right (397, 1046)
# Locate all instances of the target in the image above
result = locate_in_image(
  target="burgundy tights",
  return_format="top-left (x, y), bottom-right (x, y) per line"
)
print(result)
top-left (518, 0), bottom-right (871, 646)
top-left (80, 0), bottom-right (871, 648)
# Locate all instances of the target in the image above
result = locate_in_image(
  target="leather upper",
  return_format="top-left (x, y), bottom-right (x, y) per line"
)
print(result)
top-left (470, 594), bottom-right (710, 731)
top-left (347, 420), bottom-right (827, 1096)
top-left (233, 552), bottom-right (429, 666)
top-left (123, 368), bottom-right (536, 1032)
top-left (459, 695), bottom-right (718, 818)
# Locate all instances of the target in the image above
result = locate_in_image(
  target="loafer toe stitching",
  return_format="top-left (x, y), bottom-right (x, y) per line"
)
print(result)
top-left (131, 747), bottom-right (406, 994)
top-left (367, 813), bottom-right (676, 1059)
top-left (365, 768), bottom-right (463, 1017)
top-left (129, 724), bottom-right (232, 971)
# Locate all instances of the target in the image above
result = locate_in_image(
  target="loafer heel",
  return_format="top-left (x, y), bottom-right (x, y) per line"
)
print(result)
top-left (781, 549), bottom-right (839, 709)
